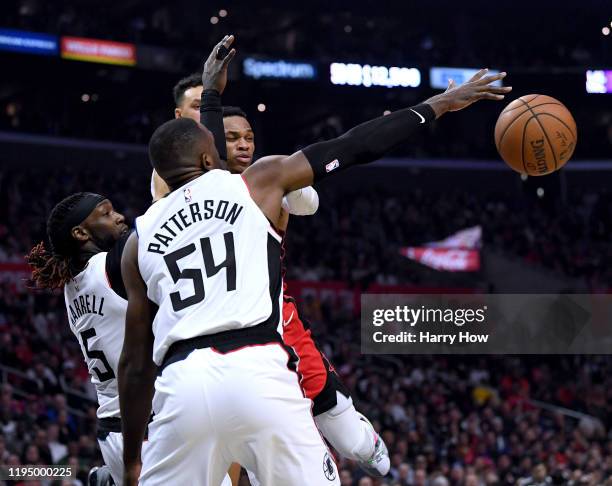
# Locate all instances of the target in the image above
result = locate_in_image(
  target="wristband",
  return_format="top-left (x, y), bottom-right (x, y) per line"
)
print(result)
top-left (200, 89), bottom-right (222, 112)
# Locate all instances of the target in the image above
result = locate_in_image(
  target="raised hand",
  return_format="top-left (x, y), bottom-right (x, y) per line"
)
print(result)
top-left (427, 68), bottom-right (512, 118)
top-left (202, 35), bottom-right (236, 94)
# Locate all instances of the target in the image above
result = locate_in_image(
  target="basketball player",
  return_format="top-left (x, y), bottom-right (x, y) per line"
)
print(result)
top-left (27, 195), bottom-right (130, 486)
top-left (27, 194), bottom-right (238, 486)
top-left (168, 43), bottom-right (391, 478)
top-left (119, 46), bottom-right (510, 485)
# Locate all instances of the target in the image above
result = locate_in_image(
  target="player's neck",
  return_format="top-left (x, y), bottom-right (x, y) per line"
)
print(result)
top-left (167, 169), bottom-right (207, 192)
top-left (72, 249), bottom-right (96, 273)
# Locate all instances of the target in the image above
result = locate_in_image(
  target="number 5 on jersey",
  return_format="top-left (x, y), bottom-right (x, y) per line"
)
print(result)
top-left (163, 232), bottom-right (237, 311)
top-left (79, 328), bottom-right (115, 382)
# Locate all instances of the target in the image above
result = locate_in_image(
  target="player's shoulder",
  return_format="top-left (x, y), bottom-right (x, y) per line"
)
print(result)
top-left (241, 156), bottom-right (288, 189)
top-left (80, 252), bottom-right (108, 276)
top-left (135, 197), bottom-right (167, 238)
top-left (252, 155), bottom-right (288, 166)
top-left (63, 252), bottom-right (107, 292)
top-left (201, 169), bottom-right (250, 191)
top-left (186, 169), bottom-right (235, 188)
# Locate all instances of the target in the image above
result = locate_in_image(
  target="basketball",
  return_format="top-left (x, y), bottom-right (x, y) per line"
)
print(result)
top-left (494, 95), bottom-right (577, 176)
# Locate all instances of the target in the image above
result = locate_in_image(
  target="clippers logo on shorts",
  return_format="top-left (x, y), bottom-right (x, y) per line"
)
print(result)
top-left (323, 452), bottom-right (336, 481)
top-left (184, 188), bottom-right (192, 203)
top-left (325, 159), bottom-right (340, 173)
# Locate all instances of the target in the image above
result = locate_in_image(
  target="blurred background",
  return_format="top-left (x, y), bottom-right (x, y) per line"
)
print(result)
top-left (0, 0), bottom-right (611, 485)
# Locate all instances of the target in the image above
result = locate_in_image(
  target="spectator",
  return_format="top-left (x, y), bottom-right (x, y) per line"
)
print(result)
top-left (47, 423), bottom-right (68, 464)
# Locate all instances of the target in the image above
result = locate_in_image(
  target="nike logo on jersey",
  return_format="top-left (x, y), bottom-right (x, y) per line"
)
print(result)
top-left (409, 108), bottom-right (426, 124)
top-left (283, 311), bottom-right (294, 327)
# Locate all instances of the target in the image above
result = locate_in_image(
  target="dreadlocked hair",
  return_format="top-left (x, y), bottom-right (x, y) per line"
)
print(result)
top-left (26, 241), bottom-right (72, 290)
top-left (26, 193), bottom-right (90, 289)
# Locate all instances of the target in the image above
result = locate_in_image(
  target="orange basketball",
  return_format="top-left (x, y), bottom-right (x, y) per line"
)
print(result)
top-left (494, 95), bottom-right (577, 176)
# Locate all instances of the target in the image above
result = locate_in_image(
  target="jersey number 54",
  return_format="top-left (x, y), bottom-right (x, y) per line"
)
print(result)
top-left (163, 232), bottom-right (237, 312)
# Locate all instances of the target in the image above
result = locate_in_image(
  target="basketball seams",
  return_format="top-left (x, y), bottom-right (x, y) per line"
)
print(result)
top-left (518, 99), bottom-right (559, 171)
top-left (496, 103), bottom-right (562, 150)
top-left (535, 112), bottom-right (577, 142)
top-left (501, 95), bottom-right (540, 114)
top-left (509, 102), bottom-right (562, 114)
top-left (497, 111), bottom-right (530, 150)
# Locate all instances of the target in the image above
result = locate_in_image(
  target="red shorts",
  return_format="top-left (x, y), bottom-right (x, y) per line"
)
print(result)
top-left (281, 297), bottom-right (348, 416)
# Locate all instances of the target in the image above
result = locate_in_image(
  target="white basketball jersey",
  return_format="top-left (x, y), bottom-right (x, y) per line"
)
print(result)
top-left (136, 170), bottom-right (283, 366)
top-left (64, 252), bottom-right (127, 419)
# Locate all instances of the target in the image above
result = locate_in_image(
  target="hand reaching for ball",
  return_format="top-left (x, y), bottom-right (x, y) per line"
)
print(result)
top-left (426, 68), bottom-right (513, 118)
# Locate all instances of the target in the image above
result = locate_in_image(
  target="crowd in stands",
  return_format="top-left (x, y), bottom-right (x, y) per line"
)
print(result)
top-left (3, 0), bottom-right (606, 68)
top-left (1, 281), bottom-right (611, 485)
top-left (1, 164), bottom-right (611, 289)
top-left (0, 163), bottom-right (611, 484)
top-left (286, 184), bottom-right (612, 290)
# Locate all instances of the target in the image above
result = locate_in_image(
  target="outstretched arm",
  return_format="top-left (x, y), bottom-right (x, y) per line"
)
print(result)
top-left (200, 34), bottom-right (235, 161)
top-left (119, 232), bottom-right (157, 486)
top-left (243, 69), bottom-right (511, 220)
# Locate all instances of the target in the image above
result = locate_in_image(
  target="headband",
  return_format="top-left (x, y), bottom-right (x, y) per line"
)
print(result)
top-left (51, 193), bottom-right (106, 256)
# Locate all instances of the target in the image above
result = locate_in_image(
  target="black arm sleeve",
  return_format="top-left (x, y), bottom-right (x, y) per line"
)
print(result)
top-left (200, 89), bottom-right (227, 161)
top-left (302, 103), bottom-right (436, 182)
top-left (105, 230), bottom-right (133, 300)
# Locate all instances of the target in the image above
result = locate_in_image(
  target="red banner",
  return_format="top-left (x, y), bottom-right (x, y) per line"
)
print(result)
top-left (61, 36), bottom-right (136, 66)
top-left (399, 247), bottom-right (480, 272)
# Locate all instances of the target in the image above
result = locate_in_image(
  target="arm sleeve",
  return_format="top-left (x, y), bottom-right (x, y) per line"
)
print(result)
top-left (281, 186), bottom-right (319, 216)
top-left (302, 103), bottom-right (435, 182)
top-left (105, 230), bottom-right (133, 300)
top-left (199, 89), bottom-right (227, 161)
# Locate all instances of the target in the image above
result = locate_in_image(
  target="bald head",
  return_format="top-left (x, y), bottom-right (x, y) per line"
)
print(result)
top-left (148, 117), bottom-right (224, 189)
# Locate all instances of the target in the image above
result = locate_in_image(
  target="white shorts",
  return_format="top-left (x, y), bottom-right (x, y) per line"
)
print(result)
top-left (98, 431), bottom-right (124, 486)
top-left (140, 344), bottom-right (339, 485)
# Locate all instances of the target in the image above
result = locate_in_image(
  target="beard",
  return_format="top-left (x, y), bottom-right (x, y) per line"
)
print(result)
top-left (90, 231), bottom-right (118, 252)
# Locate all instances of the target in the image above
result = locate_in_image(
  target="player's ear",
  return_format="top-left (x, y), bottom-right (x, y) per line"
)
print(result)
top-left (201, 152), bottom-right (216, 171)
top-left (174, 108), bottom-right (182, 119)
top-left (71, 225), bottom-right (90, 242)
top-left (151, 170), bottom-right (170, 202)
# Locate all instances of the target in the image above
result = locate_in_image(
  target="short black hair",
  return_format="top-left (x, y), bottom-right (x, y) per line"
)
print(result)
top-left (149, 118), bottom-right (204, 174)
top-left (222, 106), bottom-right (248, 119)
top-left (173, 73), bottom-right (202, 107)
